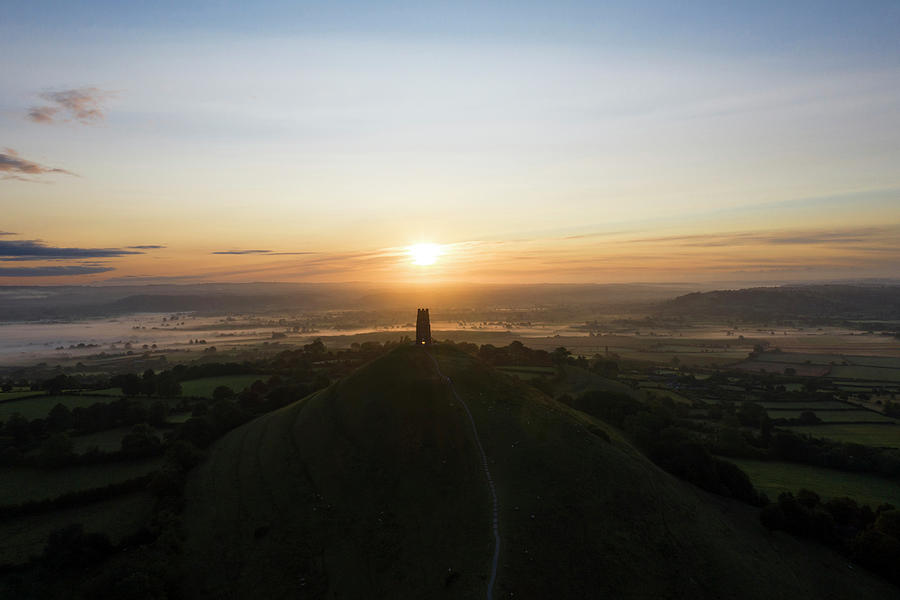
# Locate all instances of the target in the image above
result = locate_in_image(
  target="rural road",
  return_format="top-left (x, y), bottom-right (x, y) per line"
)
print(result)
top-left (426, 351), bottom-right (500, 600)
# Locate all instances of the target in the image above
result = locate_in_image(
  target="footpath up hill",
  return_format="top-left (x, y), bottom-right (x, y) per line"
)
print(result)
top-left (182, 345), bottom-right (897, 599)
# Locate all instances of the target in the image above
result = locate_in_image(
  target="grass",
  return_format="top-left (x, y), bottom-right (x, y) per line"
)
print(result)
top-left (0, 394), bottom-right (116, 422)
top-left (0, 492), bottom-right (156, 565)
top-left (724, 458), bottom-right (900, 507)
top-left (180, 374), bottom-right (264, 398)
top-left (0, 390), bottom-right (44, 402)
top-left (551, 364), bottom-right (641, 400)
top-left (67, 425), bottom-right (166, 453)
top-left (786, 424), bottom-right (900, 448)
top-left (768, 410), bottom-right (896, 423)
top-left (91, 387), bottom-right (123, 396)
top-left (496, 365), bottom-right (556, 381)
top-left (759, 401), bottom-right (853, 410)
top-left (641, 385), bottom-right (692, 404)
top-left (181, 344), bottom-right (896, 599)
top-left (0, 458), bottom-right (163, 506)
top-left (829, 365), bottom-right (900, 382)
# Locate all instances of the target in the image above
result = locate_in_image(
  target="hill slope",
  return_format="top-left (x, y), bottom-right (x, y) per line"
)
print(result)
top-left (659, 285), bottom-right (900, 321)
top-left (182, 345), bottom-right (896, 599)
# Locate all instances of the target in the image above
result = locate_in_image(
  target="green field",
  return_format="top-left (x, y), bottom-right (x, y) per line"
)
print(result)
top-left (768, 410), bottom-right (895, 423)
top-left (641, 385), bottom-right (692, 404)
top-left (0, 458), bottom-right (162, 506)
top-left (787, 424), bottom-right (900, 448)
top-left (0, 492), bottom-right (156, 565)
top-left (759, 401), bottom-right (852, 410)
top-left (91, 387), bottom-right (124, 396)
top-left (0, 390), bottom-right (44, 401)
top-left (829, 365), bottom-right (900, 382)
top-left (725, 458), bottom-right (900, 507)
top-left (180, 375), bottom-right (264, 398)
top-left (496, 366), bottom-right (554, 380)
top-left (0, 394), bottom-right (115, 422)
top-left (67, 425), bottom-right (166, 453)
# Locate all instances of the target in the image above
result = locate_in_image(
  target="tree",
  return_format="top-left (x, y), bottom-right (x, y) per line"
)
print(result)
top-left (798, 410), bottom-right (821, 425)
top-left (141, 369), bottom-right (157, 396)
top-left (212, 385), bottom-right (235, 402)
top-left (42, 524), bottom-right (113, 571)
top-left (147, 400), bottom-right (168, 427)
top-left (121, 424), bottom-right (161, 457)
top-left (38, 433), bottom-right (75, 468)
top-left (551, 347), bottom-right (571, 365)
top-left (112, 373), bottom-right (141, 396)
top-left (46, 403), bottom-right (73, 432)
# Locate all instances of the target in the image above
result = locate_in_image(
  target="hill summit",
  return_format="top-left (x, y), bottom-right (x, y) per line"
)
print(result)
top-left (182, 345), bottom-right (896, 599)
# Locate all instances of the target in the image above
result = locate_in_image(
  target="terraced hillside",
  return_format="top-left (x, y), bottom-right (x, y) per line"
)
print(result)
top-left (182, 345), bottom-right (897, 599)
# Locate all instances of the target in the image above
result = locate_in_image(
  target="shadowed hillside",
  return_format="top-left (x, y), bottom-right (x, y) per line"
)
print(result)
top-left (182, 345), bottom-right (897, 599)
top-left (659, 285), bottom-right (900, 321)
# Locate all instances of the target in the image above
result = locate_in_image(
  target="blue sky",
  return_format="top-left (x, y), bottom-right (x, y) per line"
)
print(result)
top-left (1, 1), bottom-right (899, 283)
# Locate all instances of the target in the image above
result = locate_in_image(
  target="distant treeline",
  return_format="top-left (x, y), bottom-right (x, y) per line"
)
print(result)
top-left (761, 490), bottom-right (900, 585)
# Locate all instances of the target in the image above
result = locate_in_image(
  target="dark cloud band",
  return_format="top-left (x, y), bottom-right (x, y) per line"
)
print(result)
top-left (0, 265), bottom-right (114, 276)
top-left (0, 239), bottom-right (141, 259)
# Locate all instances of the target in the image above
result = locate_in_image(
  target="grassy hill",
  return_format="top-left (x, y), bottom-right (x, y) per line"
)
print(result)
top-left (182, 345), bottom-right (897, 599)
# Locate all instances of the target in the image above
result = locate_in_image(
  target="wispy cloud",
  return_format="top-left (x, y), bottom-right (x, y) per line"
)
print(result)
top-left (0, 239), bottom-right (142, 260)
top-left (627, 226), bottom-right (899, 248)
top-left (127, 244), bottom-right (166, 249)
top-left (0, 231), bottom-right (17, 236)
top-left (27, 87), bottom-right (113, 125)
top-left (212, 249), bottom-right (316, 255)
top-left (0, 149), bottom-right (75, 181)
top-left (0, 265), bottom-right (114, 277)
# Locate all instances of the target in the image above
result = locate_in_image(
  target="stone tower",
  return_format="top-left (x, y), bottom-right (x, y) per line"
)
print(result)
top-left (415, 308), bottom-right (432, 346)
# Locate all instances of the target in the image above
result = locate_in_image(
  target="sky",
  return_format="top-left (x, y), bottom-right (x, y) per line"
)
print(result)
top-left (1, 1), bottom-right (899, 285)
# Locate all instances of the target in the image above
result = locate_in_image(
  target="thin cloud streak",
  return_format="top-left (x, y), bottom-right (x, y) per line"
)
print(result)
top-left (0, 149), bottom-right (75, 181)
top-left (212, 249), bottom-right (316, 255)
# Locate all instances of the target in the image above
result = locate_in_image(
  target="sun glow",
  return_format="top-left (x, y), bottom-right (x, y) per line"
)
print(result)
top-left (408, 243), bottom-right (442, 266)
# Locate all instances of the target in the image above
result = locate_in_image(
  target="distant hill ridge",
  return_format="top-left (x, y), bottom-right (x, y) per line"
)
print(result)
top-left (660, 285), bottom-right (900, 321)
top-left (181, 345), bottom-right (896, 599)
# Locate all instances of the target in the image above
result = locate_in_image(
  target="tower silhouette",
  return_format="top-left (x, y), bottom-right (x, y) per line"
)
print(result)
top-left (415, 308), bottom-right (432, 346)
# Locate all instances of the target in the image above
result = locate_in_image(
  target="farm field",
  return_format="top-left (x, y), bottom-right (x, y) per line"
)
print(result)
top-left (91, 387), bottom-right (123, 396)
top-left (496, 366), bottom-right (555, 380)
top-left (768, 410), bottom-right (896, 423)
top-left (640, 385), bottom-right (692, 404)
top-left (0, 394), bottom-right (117, 421)
top-left (0, 491), bottom-right (156, 565)
top-left (759, 401), bottom-right (853, 410)
top-left (0, 390), bottom-right (44, 402)
top-left (786, 424), bottom-right (900, 448)
top-left (180, 374), bottom-right (264, 398)
top-left (829, 365), bottom-right (900, 382)
top-left (0, 458), bottom-right (163, 506)
top-left (67, 425), bottom-right (166, 453)
top-left (725, 458), bottom-right (900, 508)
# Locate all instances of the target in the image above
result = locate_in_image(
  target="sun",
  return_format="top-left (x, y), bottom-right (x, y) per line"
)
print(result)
top-left (408, 243), bottom-right (441, 266)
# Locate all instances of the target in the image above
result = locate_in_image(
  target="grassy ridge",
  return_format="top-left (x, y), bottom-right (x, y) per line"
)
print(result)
top-left (182, 345), bottom-right (898, 599)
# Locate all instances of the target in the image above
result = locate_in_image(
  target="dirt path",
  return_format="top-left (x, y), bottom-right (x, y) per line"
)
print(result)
top-left (426, 351), bottom-right (500, 600)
